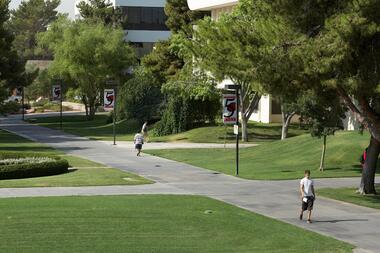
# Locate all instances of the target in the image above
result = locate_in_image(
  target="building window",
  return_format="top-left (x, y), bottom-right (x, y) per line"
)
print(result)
top-left (121, 7), bottom-right (169, 31)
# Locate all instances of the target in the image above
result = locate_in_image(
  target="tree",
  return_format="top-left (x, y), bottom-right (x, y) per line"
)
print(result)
top-left (8, 0), bottom-right (60, 60)
top-left (164, 0), bottom-right (208, 35)
top-left (0, 0), bottom-right (26, 109)
top-left (258, 0), bottom-right (380, 194)
top-left (192, 16), bottom-right (262, 142)
top-left (299, 90), bottom-right (346, 171)
top-left (38, 18), bottom-right (136, 120)
top-left (118, 67), bottom-right (162, 123)
top-left (76, 0), bottom-right (125, 27)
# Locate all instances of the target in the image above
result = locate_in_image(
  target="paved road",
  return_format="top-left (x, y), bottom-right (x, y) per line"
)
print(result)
top-left (0, 116), bottom-right (379, 253)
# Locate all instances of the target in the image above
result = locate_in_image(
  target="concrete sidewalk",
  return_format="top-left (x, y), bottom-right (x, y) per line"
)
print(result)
top-left (0, 116), bottom-right (379, 253)
top-left (99, 140), bottom-right (257, 149)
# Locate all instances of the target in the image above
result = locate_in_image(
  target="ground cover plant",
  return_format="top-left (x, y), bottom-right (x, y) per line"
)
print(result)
top-left (146, 131), bottom-right (376, 180)
top-left (0, 195), bottom-right (353, 253)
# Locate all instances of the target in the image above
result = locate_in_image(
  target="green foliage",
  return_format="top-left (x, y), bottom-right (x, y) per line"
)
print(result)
top-left (0, 101), bottom-right (20, 115)
top-left (0, 0), bottom-right (25, 98)
top-left (8, 0), bottom-right (60, 60)
top-left (118, 67), bottom-right (162, 123)
top-left (142, 40), bottom-right (184, 84)
top-left (38, 17), bottom-right (136, 119)
top-left (154, 95), bottom-right (220, 136)
top-left (76, 0), bottom-right (126, 27)
top-left (164, 0), bottom-right (208, 34)
top-left (0, 152), bottom-right (68, 180)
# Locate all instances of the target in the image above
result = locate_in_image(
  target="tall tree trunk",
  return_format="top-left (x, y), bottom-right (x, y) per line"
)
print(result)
top-left (358, 136), bottom-right (379, 194)
top-left (241, 115), bottom-right (248, 142)
top-left (87, 97), bottom-right (97, 121)
top-left (319, 135), bottom-right (327, 171)
top-left (281, 105), bottom-right (296, 140)
top-left (81, 95), bottom-right (89, 117)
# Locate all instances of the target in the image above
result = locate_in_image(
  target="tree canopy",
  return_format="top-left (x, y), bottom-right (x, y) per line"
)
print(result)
top-left (38, 17), bottom-right (136, 119)
top-left (8, 0), bottom-right (60, 60)
top-left (76, 0), bottom-right (125, 27)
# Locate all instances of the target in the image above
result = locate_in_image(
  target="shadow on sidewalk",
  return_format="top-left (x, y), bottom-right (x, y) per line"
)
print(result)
top-left (314, 219), bottom-right (368, 223)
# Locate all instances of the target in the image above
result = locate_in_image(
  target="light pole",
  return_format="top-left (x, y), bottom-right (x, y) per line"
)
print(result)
top-left (226, 84), bottom-right (241, 176)
top-left (106, 79), bottom-right (118, 145)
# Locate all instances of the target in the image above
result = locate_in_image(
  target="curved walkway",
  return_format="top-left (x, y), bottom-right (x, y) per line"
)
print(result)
top-left (0, 116), bottom-right (378, 253)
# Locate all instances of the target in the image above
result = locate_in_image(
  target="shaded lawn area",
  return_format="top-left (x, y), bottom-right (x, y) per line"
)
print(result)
top-left (0, 130), bottom-right (151, 187)
top-left (0, 195), bottom-right (353, 253)
top-left (27, 114), bottom-right (308, 143)
top-left (318, 186), bottom-right (380, 210)
top-left (145, 131), bottom-right (376, 180)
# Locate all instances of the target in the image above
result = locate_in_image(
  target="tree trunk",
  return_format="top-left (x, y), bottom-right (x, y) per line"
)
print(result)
top-left (319, 135), bottom-right (327, 171)
top-left (281, 107), bottom-right (296, 140)
top-left (241, 115), bottom-right (248, 142)
top-left (87, 97), bottom-right (97, 121)
top-left (358, 136), bottom-right (379, 194)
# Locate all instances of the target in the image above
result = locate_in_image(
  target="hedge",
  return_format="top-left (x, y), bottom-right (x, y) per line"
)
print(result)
top-left (0, 152), bottom-right (69, 180)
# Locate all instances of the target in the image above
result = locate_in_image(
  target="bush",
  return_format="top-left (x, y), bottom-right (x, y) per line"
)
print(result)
top-left (153, 96), bottom-right (220, 136)
top-left (0, 101), bottom-right (20, 115)
top-left (0, 152), bottom-right (69, 180)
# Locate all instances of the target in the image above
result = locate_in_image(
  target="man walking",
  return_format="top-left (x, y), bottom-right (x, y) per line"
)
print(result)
top-left (134, 132), bottom-right (144, 156)
top-left (299, 170), bottom-right (315, 224)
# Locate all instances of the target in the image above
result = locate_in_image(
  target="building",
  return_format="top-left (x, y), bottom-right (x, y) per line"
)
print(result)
top-left (75, 0), bottom-right (171, 57)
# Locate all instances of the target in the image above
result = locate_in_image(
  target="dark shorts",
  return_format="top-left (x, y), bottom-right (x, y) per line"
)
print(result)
top-left (135, 144), bottom-right (142, 150)
top-left (302, 196), bottom-right (314, 211)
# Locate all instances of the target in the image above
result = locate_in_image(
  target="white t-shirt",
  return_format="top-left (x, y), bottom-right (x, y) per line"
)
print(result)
top-left (134, 133), bottom-right (144, 145)
top-left (300, 177), bottom-right (314, 197)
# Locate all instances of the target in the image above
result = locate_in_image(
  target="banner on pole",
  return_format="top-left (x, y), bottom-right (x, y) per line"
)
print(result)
top-left (52, 85), bottom-right (62, 101)
top-left (223, 94), bottom-right (237, 124)
top-left (104, 89), bottom-right (115, 111)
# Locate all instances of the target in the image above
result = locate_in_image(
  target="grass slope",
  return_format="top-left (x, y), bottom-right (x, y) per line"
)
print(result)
top-left (27, 114), bottom-right (307, 143)
top-left (0, 195), bottom-right (353, 253)
top-left (146, 131), bottom-right (375, 180)
top-left (0, 130), bottom-right (151, 187)
top-left (319, 186), bottom-right (380, 210)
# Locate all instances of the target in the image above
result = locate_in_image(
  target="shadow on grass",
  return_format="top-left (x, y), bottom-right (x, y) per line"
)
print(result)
top-left (0, 146), bottom-right (54, 153)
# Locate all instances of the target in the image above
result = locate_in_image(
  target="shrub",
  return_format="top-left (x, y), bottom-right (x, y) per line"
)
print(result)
top-left (0, 152), bottom-right (69, 180)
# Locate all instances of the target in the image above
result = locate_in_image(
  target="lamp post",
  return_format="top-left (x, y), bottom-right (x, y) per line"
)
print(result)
top-left (225, 84), bottom-right (241, 176)
top-left (21, 86), bottom-right (25, 121)
top-left (106, 79), bottom-right (118, 145)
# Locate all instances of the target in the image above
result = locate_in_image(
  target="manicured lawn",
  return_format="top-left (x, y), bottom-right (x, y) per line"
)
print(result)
top-left (319, 186), bottom-right (380, 210)
top-left (0, 195), bottom-right (353, 253)
top-left (0, 130), bottom-right (151, 187)
top-left (145, 131), bottom-right (376, 180)
top-left (27, 114), bottom-right (308, 143)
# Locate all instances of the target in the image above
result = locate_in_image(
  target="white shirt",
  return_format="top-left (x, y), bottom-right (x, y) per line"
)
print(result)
top-left (134, 133), bottom-right (144, 145)
top-left (300, 177), bottom-right (314, 197)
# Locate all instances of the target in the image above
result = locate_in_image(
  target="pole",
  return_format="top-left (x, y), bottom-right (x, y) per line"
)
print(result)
top-left (113, 87), bottom-right (116, 145)
top-left (60, 79), bottom-right (63, 130)
top-left (236, 87), bottom-right (239, 176)
top-left (22, 87), bottom-right (25, 121)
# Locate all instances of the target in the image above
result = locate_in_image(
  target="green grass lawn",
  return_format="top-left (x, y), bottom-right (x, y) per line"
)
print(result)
top-left (319, 186), bottom-right (380, 210)
top-left (145, 131), bottom-right (375, 180)
top-left (27, 114), bottom-right (308, 143)
top-left (0, 130), bottom-right (151, 187)
top-left (0, 195), bottom-right (353, 253)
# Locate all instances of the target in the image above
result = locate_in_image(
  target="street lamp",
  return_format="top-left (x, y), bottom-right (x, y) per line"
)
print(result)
top-left (225, 84), bottom-right (241, 176)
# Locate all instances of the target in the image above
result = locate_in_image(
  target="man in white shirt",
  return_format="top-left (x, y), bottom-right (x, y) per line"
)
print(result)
top-left (134, 132), bottom-right (144, 156)
top-left (299, 170), bottom-right (315, 223)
